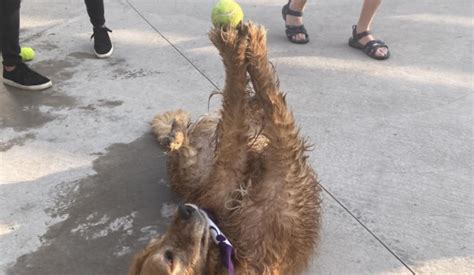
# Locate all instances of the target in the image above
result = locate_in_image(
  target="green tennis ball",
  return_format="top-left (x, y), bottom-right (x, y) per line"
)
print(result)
top-left (211, 0), bottom-right (244, 28)
top-left (20, 47), bottom-right (35, 61)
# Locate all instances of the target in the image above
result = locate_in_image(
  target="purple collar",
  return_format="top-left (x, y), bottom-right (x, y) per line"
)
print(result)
top-left (186, 205), bottom-right (235, 275)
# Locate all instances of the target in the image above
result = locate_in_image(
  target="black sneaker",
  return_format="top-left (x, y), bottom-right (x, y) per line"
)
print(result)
top-left (91, 26), bottom-right (113, 58)
top-left (3, 63), bottom-right (52, 90)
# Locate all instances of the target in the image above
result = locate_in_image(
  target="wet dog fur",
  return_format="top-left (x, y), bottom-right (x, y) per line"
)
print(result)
top-left (130, 23), bottom-right (322, 275)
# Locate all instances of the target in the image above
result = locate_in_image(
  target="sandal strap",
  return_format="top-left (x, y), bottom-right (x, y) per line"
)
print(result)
top-left (356, 31), bottom-right (371, 40)
top-left (286, 25), bottom-right (308, 36)
top-left (283, 1), bottom-right (303, 18)
top-left (285, 25), bottom-right (309, 44)
top-left (363, 39), bottom-right (388, 55)
top-left (352, 25), bottom-right (371, 40)
top-left (286, 7), bottom-right (303, 17)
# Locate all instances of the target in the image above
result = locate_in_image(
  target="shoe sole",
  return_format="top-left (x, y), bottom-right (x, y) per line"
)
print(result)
top-left (94, 46), bottom-right (114, 59)
top-left (3, 79), bottom-right (53, 91)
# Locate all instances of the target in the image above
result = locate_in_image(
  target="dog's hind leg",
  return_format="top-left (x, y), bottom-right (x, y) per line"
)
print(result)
top-left (151, 110), bottom-right (190, 151)
top-left (152, 110), bottom-right (207, 200)
top-left (199, 27), bottom-right (250, 208)
top-left (242, 23), bottom-right (321, 273)
top-left (246, 23), bottom-right (310, 175)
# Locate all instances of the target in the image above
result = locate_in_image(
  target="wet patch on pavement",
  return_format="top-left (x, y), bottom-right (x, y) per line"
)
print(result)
top-left (33, 40), bottom-right (59, 51)
top-left (7, 133), bottom-right (178, 275)
top-left (0, 89), bottom-right (76, 131)
top-left (33, 59), bottom-right (77, 86)
top-left (78, 99), bottom-right (124, 112)
top-left (97, 99), bottom-right (123, 108)
top-left (111, 68), bottom-right (163, 80)
top-left (0, 58), bottom-right (81, 131)
top-left (0, 133), bottom-right (36, 152)
top-left (68, 51), bottom-right (97, 60)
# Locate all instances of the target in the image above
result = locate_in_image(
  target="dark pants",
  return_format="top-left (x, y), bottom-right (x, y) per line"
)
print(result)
top-left (1, 0), bottom-right (22, 66)
top-left (1, 0), bottom-right (105, 66)
top-left (85, 0), bottom-right (106, 27)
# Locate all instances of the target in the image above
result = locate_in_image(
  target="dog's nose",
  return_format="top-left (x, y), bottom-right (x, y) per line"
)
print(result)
top-left (178, 204), bottom-right (196, 220)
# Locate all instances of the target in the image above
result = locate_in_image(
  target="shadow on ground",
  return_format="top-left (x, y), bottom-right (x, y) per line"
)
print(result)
top-left (7, 133), bottom-right (177, 275)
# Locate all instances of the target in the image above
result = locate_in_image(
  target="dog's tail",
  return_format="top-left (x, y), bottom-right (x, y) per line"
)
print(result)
top-left (151, 110), bottom-right (190, 150)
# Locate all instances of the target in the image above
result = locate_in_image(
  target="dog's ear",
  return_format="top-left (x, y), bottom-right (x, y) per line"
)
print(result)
top-left (129, 248), bottom-right (148, 275)
top-left (129, 237), bottom-right (166, 275)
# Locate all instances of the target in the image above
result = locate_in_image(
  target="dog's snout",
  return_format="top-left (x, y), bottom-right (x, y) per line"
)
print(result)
top-left (178, 204), bottom-right (196, 220)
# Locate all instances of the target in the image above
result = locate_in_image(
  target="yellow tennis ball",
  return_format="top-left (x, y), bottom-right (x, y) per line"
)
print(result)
top-left (211, 0), bottom-right (244, 28)
top-left (20, 47), bottom-right (35, 61)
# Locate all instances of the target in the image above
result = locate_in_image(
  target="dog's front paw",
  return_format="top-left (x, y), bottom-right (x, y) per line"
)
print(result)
top-left (209, 24), bottom-right (249, 66)
top-left (246, 23), bottom-right (267, 65)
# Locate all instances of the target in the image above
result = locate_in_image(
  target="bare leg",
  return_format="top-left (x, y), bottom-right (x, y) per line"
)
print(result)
top-left (356, 0), bottom-right (388, 57)
top-left (285, 0), bottom-right (308, 42)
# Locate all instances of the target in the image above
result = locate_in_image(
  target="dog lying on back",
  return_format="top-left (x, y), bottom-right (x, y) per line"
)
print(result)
top-left (130, 23), bottom-right (322, 275)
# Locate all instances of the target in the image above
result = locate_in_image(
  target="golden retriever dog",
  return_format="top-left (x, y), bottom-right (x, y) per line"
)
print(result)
top-left (130, 23), bottom-right (321, 275)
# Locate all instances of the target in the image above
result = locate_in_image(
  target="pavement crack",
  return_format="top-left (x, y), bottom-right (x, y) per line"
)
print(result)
top-left (319, 184), bottom-right (416, 274)
top-left (125, 0), bottom-right (220, 90)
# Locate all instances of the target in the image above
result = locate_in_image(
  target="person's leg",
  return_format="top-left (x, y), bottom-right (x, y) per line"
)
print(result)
top-left (84, 0), bottom-right (113, 58)
top-left (2, 0), bottom-right (22, 69)
top-left (286, 0), bottom-right (307, 42)
top-left (355, 0), bottom-right (388, 58)
top-left (1, 0), bottom-right (52, 90)
top-left (0, 1), bottom-right (2, 56)
top-left (84, 0), bottom-right (105, 27)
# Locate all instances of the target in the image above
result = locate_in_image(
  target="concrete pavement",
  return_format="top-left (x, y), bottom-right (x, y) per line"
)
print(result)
top-left (1, 0), bottom-right (472, 274)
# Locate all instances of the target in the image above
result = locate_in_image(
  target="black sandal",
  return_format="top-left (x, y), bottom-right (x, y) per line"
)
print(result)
top-left (282, 0), bottom-right (309, 44)
top-left (348, 25), bottom-right (390, 60)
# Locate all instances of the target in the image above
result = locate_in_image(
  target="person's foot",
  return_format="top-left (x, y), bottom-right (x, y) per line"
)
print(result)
top-left (285, 2), bottom-right (307, 43)
top-left (2, 63), bottom-right (52, 90)
top-left (91, 26), bottom-right (113, 59)
top-left (355, 26), bottom-right (389, 58)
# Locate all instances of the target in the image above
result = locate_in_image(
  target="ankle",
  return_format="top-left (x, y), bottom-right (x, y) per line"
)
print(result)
top-left (289, 0), bottom-right (306, 12)
top-left (287, 14), bottom-right (304, 23)
top-left (356, 25), bottom-right (370, 34)
top-left (3, 65), bottom-right (16, 72)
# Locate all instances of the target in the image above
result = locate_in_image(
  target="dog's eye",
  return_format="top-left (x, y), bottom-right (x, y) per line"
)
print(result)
top-left (164, 250), bottom-right (174, 267)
